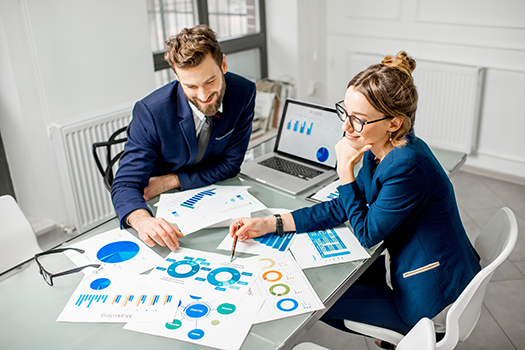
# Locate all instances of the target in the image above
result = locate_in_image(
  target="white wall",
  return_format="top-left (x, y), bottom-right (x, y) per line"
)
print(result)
top-left (0, 0), bottom-right (155, 234)
top-left (2, 0), bottom-right (524, 235)
top-left (266, 0), bottom-right (525, 184)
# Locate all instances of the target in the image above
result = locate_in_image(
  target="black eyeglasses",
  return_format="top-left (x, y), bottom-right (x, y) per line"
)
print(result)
top-left (335, 100), bottom-right (393, 133)
top-left (34, 248), bottom-right (101, 286)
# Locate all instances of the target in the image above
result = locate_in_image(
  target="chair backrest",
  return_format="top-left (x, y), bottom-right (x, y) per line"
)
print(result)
top-left (92, 126), bottom-right (128, 192)
top-left (397, 317), bottom-right (436, 350)
top-left (437, 207), bottom-right (518, 350)
top-left (0, 195), bottom-right (42, 274)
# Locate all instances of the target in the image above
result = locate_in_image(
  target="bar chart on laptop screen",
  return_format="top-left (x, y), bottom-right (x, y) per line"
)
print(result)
top-left (279, 103), bottom-right (341, 166)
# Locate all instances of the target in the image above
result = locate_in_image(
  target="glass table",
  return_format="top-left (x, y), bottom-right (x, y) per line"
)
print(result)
top-left (0, 138), bottom-right (466, 350)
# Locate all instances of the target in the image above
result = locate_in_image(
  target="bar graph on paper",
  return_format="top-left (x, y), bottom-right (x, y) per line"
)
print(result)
top-left (307, 228), bottom-right (350, 259)
top-left (74, 293), bottom-right (175, 309)
top-left (253, 231), bottom-right (296, 257)
top-left (180, 188), bottom-right (216, 209)
top-left (290, 226), bottom-right (371, 269)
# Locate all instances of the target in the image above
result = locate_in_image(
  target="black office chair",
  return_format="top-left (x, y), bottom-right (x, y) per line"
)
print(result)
top-left (92, 126), bottom-right (128, 192)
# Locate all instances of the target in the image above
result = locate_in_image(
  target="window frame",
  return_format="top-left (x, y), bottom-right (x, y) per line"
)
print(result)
top-left (152, 0), bottom-right (268, 79)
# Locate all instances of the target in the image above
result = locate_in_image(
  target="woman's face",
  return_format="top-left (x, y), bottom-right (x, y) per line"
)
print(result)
top-left (341, 86), bottom-right (400, 157)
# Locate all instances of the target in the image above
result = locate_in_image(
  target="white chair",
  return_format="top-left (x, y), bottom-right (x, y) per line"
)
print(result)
top-left (0, 195), bottom-right (42, 274)
top-left (292, 317), bottom-right (436, 350)
top-left (396, 317), bottom-right (436, 350)
top-left (343, 207), bottom-right (518, 350)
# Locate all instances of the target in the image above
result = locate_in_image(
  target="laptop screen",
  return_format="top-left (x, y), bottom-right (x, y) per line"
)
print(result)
top-left (275, 99), bottom-right (342, 168)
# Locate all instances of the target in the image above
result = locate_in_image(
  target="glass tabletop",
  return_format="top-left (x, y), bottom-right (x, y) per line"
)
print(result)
top-left (0, 136), bottom-right (465, 350)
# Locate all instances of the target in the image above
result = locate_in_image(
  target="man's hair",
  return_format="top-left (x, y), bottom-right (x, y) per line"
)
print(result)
top-left (164, 24), bottom-right (223, 71)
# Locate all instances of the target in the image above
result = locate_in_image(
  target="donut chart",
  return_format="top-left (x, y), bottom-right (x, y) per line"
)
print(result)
top-left (262, 270), bottom-right (282, 282)
top-left (206, 267), bottom-right (241, 287)
top-left (276, 298), bottom-right (299, 312)
top-left (269, 284), bottom-right (290, 296)
top-left (167, 260), bottom-right (200, 278)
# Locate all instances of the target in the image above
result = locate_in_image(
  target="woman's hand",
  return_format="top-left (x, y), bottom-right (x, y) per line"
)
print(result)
top-left (229, 217), bottom-right (275, 241)
top-left (335, 139), bottom-right (372, 184)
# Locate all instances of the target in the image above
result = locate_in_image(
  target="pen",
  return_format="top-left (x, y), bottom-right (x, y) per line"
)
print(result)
top-left (230, 222), bottom-right (240, 262)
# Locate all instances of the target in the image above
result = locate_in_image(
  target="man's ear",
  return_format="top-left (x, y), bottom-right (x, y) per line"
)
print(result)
top-left (221, 54), bottom-right (228, 74)
top-left (388, 117), bottom-right (403, 132)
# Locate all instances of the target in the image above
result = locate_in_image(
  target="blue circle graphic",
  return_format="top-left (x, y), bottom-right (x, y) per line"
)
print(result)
top-left (188, 328), bottom-right (205, 340)
top-left (96, 241), bottom-right (139, 263)
top-left (184, 303), bottom-right (210, 319)
top-left (206, 267), bottom-right (241, 287)
top-left (167, 260), bottom-right (200, 278)
top-left (90, 278), bottom-right (111, 290)
top-left (316, 147), bottom-right (329, 162)
top-left (276, 298), bottom-right (299, 312)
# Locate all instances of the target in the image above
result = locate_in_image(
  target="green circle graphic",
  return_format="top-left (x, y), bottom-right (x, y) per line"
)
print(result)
top-left (217, 303), bottom-right (236, 315)
top-left (269, 283), bottom-right (290, 296)
top-left (165, 319), bottom-right (182, 330)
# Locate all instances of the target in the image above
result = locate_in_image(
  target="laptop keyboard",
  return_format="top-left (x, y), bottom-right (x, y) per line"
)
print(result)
top-left (259, 156), bottom-right (323, 180)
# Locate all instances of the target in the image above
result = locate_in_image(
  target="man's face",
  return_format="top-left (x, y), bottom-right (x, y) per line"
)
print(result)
top-left (175, 53), bottom-right (228, 116)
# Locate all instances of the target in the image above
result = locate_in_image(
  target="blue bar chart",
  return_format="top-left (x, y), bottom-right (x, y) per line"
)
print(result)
top-left (180, 189), bottom-right (216, 209)
top-left (287, 119), bottom-right (314, 135)
top-left (254, 232), bottom-right (295, 253)
top-left (307, 228), bottom-right (351, 258)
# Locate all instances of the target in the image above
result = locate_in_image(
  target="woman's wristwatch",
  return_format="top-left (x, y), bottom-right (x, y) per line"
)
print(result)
top-left (274, 214), bottom-right (284, 237)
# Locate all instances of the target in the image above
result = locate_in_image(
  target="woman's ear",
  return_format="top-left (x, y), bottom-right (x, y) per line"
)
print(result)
top-left (388, 117), bottom-right (403, 132)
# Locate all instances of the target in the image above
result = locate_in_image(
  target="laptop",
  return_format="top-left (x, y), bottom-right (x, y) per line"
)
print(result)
top-left (241, 99), bottom-right (341, 195)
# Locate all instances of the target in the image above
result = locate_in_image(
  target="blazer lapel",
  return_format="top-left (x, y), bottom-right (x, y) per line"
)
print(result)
top-left (176, 84), bottom-right (198, 164)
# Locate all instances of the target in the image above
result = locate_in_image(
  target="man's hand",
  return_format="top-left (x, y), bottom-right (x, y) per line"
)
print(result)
top-left (128, 209), bottom-right (183, 251)
top-left (144, 173), bottom-right (181, 201)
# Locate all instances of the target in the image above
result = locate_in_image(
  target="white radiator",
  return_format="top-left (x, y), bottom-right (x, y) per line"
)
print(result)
top-left (50, 106), bottom-right (132, 233)
top-left (347, 54), bottom-right (484, 154)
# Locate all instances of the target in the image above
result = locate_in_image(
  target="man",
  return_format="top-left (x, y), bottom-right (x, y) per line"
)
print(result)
top-left (111, 25), bottom-right (256, 251)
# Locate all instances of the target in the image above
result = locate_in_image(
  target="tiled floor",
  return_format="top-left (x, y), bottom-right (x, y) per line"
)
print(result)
top-left (36, 171), bottom-right (525, 349)
top-left (296, 171), bottom-right (525, 350)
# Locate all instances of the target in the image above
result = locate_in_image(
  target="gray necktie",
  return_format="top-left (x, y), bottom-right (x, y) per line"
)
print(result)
top-left (193, 115), bottom-right (213, 164)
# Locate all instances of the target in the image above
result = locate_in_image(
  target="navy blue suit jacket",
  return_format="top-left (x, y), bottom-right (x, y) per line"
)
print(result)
top-left (291, 134), bottom-right (480, 325)
top-left (112, 72), bottom-right (256, 227)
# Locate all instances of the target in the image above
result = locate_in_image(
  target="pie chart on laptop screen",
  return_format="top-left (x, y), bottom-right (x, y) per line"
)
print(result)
top-left (96, 241), bottom-right (140, 263)
top-left (316, 147), bottom-right (329, 162)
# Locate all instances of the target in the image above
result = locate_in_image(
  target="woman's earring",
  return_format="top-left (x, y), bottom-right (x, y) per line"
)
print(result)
top-left (389, 132), bottom-right (392, 142)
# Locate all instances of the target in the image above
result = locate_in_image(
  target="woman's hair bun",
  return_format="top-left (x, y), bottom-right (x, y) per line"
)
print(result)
top-left (381, 51), bottom-right (416, 77)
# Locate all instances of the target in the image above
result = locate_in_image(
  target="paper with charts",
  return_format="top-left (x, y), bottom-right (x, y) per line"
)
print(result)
top-left (250, 251), bottom-right (324, 324)
top-left (217, 229), bottom-right (296, 258)
top-left (64, 228), bottom-right (164, 274)
top-left (57, 273), bottom-right (181, 323)
top-left (290, 226), bottom-right (370, 269)
top-left (149, 247), bottom-right (264, 296)
top-left (155, 185), bottom-right (267, 235)
top-left (308, 179), bottom-right (341, 202)
top-left (124, 292), bottom-right (264, 350)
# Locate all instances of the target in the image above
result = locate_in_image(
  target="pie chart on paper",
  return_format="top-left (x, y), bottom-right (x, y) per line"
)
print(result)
top-left (96, 241), bottom-right (140, 263)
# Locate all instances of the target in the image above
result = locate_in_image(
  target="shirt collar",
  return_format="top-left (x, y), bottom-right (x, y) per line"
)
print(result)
top-left (188, 102), bottom-right (223, 120)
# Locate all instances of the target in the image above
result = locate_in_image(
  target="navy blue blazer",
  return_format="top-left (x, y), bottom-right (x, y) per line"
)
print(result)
top-left (112, 72), bottom-right (256, 227)
top-left (291, 134), bottom-right (480, 325)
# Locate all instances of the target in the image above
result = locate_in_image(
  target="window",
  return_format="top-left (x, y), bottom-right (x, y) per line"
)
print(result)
top-left (147, 0), bottom-right (267, 87)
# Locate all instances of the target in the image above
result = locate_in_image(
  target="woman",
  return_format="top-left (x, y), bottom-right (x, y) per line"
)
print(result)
top-left (230, 51), bottom-right (480, 347)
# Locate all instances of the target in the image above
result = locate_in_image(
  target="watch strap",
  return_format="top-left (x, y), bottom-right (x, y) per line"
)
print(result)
top-left (274, 214), bottom-right (284, 237)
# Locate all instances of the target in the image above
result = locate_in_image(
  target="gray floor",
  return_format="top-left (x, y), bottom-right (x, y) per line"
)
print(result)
top-left (36, 171), bottom-right (525, 349)
top-left (296, 171), bottom-right (525, 350)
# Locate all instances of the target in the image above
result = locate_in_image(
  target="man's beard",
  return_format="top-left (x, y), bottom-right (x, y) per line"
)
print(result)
top-left (186, 75), bottom-right (226, 116)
